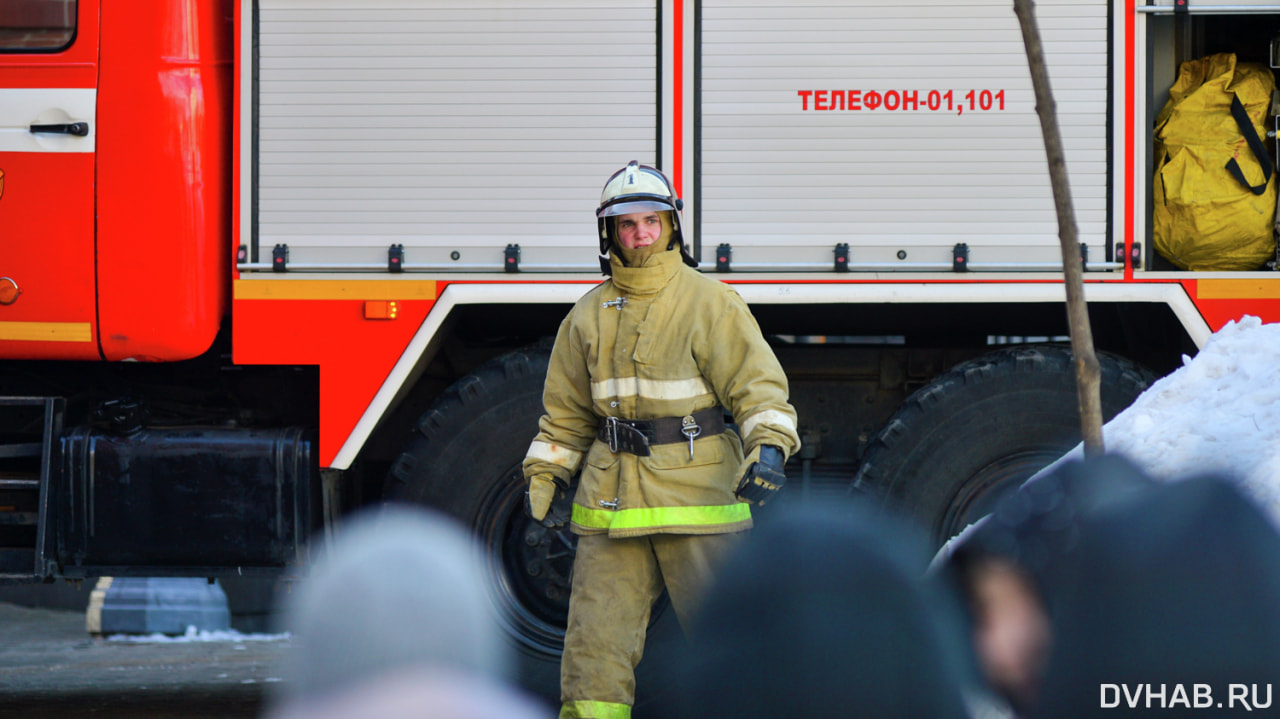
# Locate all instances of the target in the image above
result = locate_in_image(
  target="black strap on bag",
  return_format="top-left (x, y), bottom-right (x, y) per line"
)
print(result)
top-left (1225, 94), bottom-right (1274, 196)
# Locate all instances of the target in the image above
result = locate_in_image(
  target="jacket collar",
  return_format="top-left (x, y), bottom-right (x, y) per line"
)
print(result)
top-left (608, 249), bottom-right (683, 295)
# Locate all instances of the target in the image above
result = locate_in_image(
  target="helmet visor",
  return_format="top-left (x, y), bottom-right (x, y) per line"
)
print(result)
top-left (597, 197), bottom-right (677, 218)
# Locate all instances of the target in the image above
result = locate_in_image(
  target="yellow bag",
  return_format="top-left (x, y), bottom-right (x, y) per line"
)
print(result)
top-left (1153, 53), bottom-right (1276, 271)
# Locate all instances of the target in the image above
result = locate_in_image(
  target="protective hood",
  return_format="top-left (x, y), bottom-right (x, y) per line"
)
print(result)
top-left (611, 211), bottom-right (677, 267)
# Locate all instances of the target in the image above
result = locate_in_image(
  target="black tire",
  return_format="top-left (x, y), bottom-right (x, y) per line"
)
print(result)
top-left (384, 343), bottom-right (567, 700)
top-left (853, 346), bottom-right (1154, 544)
top-left (383, 343), bottom-right (678, 710)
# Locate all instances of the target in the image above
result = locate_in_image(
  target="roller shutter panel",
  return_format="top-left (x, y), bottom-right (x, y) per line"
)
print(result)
top-left (699, 0), bottom-right (1108, 271)
top-left (255, 0), bottom-right (657, 272)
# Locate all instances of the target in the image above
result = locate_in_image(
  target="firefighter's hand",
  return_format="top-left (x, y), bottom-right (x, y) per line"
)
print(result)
top-left (734, 445), bottom-right (787, 506)
top-left (526, 474), bottom-right (568, 528)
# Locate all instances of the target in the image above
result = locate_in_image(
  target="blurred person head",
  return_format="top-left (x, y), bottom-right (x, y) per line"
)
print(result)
top-left (264, 506), bottom-right (551, 719)
top-left (943, 455), bottom-right (1158, 715)
top-left (658, 501), bottom-right (973, 719)
top-left (1033, 474), bottom-right (1280, 719)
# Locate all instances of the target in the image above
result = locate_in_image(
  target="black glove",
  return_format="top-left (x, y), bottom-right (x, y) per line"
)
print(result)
top-left (734, 445), bottom-right (787, 505)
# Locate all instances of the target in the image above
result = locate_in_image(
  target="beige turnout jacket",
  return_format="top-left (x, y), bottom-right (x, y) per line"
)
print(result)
top-left (522, 249), bottom-right (800, 538)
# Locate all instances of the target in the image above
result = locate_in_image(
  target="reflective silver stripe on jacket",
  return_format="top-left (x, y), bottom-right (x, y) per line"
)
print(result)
top-left (525, 440), bottom-right (584, 471)
top-left (739, 409), bottom-right (797, 441)
top-left (590, 376), bottom-right (714, 402)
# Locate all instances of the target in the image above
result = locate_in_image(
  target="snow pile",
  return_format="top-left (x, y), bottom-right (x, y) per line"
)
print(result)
top-left (1035, 315), bottom-right (1280, 522)
top-left (106, 625), bottom-right (289, 643)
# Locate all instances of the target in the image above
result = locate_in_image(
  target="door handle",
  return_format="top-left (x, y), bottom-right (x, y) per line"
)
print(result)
top-left (29, 122), bottom-right (89, 136)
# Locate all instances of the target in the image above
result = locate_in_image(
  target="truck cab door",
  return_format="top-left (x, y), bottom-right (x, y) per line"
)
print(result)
top-left (0, 0), bottom-right (99, 360)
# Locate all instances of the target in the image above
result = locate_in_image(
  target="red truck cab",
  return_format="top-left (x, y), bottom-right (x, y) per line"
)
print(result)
top-left (1, 0), bottom-right (232, 362)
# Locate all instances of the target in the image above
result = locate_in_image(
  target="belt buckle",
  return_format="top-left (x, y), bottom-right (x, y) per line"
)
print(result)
top-left (606, 416), bottom-right (620, 453)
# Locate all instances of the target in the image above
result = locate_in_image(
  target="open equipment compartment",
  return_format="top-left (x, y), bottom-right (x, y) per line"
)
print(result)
top-left (1140, 1), bottom-right (1280, 271)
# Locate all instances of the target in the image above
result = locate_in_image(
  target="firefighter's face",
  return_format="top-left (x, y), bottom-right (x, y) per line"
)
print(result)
top-left (615, 212), bottom-right (663, 250)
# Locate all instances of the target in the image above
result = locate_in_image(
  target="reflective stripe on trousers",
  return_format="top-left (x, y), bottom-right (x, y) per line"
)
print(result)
top-left (559, 700), bottom-right (631, 719)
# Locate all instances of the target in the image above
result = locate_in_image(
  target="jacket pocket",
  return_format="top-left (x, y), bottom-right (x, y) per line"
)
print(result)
top-left (637, 435), bottom-right (739, 509)
top-left (584, 440), bottom-right (619, 470)
top-left (644, 436), bottom-right (724, 470)
top-left (576, 441), bottom-right (622, 516)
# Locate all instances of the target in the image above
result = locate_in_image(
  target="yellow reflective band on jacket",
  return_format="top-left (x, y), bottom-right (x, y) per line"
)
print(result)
top-left (572, 502), bottom-right (751, 531)
top-left (560, 700), bottom-right (632, 719)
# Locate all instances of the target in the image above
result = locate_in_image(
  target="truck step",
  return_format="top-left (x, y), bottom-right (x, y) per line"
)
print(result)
top-left (0, 398), bottom-right (64, 581)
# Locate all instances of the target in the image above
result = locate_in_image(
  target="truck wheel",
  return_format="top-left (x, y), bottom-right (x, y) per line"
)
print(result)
top-left (853, 346), bottom-right (1153, 544)
top-left (383, 343), bottom-right (678, 709)
top-left (384, 343), bottom-right (567, 696)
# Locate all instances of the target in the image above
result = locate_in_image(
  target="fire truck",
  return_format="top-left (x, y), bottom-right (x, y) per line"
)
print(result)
top-left (4, 0), bottom-right (1280, 690)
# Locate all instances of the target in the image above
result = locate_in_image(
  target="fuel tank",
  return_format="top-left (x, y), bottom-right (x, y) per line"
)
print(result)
top-left (56, 426), bottom-right (314, 577)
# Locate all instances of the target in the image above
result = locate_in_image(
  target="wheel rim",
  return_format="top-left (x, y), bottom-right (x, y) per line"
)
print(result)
top-left (475, 465), bottom-right (577, 657)
top-left (938, 448), bottom-right (1064, 542)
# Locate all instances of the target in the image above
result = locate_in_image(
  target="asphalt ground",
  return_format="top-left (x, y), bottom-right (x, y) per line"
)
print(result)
top-left (0, 601), bottom-right (289, 718)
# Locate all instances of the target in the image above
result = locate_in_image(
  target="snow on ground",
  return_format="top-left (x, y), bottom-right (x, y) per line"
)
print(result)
top-left (1031, 315), bottom-right (1280, 522)
top-left (106, 625), bottom-right (289, 643)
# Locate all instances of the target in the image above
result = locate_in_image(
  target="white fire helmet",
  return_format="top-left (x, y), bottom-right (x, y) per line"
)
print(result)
top-left (596, 161), bottom-right (695, 267)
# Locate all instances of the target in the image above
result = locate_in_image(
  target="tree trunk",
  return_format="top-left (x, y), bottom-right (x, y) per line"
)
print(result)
top-left (1012, 0), bottom-right (1105, 457)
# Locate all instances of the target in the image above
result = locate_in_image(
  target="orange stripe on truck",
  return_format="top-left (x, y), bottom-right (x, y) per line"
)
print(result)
top-left (0, 321), bottom-right (93, 342)
top-left (233, 279), bottom-right (438, 301)
top-left (1196, 279), bottom-right (1280, 300)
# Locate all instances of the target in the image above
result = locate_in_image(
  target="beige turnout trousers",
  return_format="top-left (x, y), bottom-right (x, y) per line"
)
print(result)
top-left (558, 531), bottom-right (745, 719)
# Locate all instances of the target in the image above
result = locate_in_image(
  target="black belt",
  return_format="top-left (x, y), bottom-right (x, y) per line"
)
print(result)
top-left (597, 406), bottom-right (727, 457)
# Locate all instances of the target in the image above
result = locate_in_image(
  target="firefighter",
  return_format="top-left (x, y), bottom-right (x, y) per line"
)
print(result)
top-left (522, 161), bottom-right (801, 719)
